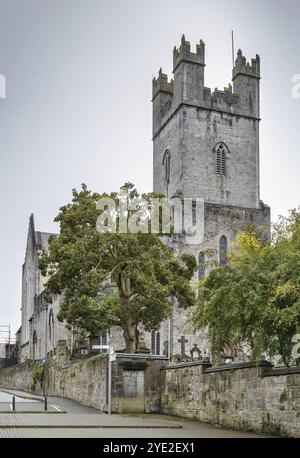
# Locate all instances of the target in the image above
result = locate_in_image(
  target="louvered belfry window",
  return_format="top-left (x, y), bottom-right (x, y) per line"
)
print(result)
top-left (215, 143), bottom-right (228, 177)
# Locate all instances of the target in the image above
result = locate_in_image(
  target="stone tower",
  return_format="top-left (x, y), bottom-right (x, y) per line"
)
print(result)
top-left (152, 36), bottom-right (270, 358)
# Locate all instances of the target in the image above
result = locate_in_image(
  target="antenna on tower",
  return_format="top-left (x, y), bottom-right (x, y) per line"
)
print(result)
top-left (231, 30), bottom-right (235, 69)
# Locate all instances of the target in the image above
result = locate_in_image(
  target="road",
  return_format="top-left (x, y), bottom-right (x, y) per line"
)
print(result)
top-left (0, 389), bottom-right (267, 438)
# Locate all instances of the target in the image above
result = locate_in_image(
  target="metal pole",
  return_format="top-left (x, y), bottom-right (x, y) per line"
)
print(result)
top-left (108, 352), bottom-right (111, 415)
top-left (12, 396), bottom-right (15, 411)
top-left (44, 396), bottom-right (47, 411)
top-left (45, 307), bottom-right (48, 361)
top-left (44, 306), bottom-right (48, 398)
top-left (168, 318), bottom-right (171, 361)
top-left (71, 325), bottom-right (74, 355)
top-left (107, 331), bottom-right (111, 415)
top-left (231, 30), bottom-right (235, 69)
top-left (43, 361), bottom-right (46, 397)
top-left (8, 325), bottom-right (11, 358)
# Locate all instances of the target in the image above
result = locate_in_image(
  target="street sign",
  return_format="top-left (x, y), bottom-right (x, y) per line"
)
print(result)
top-left (109, 346), bottom-right (116, 362)
top-left (92, 345), bottom-right (109, 350)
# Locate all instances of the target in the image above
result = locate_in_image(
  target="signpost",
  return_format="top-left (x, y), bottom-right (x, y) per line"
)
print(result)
top-left (41, 356), bottom-right (47, 397)
top-left (92, 344), bottom-right (116, 414)
top-left (92, 345), bottom-right (109, 350)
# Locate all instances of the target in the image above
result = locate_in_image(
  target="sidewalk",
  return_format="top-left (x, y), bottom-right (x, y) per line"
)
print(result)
top-left (0, 388), bottom-right (266, 438)
top-left (0, 388), bottom-right (44, 402)
top-left (0, 389), bottom-right (62, 413)
top-left (0, 413), bottom-right (182, 428)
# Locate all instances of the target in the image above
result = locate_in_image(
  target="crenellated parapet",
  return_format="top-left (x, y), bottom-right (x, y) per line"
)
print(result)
top-left (152, 68), bottom-right (173, 100)
top-left (203, 84), bottom-right (240, 112)
top-left (152, 37), bottom-right (261, 136)
top-left (173, 35), bottom-right (205, 71)
top-left (233, 49), bottom-right (260, 80)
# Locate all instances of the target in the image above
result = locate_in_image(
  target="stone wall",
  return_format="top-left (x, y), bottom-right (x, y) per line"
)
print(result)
top-left (0, 359), bottom-right (38, 393)
top-left (161, 360), bottom-right (300, 437)
top-left (0, 341), bottom-right (108, 409)
top-left (111, 355), bottom-right (167, 413)
top-left (47, 355), bottom-right (107, 411)
top-left (0, 343), bottom-right (167, 414)
top-left (0, 345), bottom-right (107, 409)
top-left (1, 351), bottom-right (300, 437)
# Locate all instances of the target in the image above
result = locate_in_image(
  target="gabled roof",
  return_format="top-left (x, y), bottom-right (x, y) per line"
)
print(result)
top-left (35, 231), bottom-right (57, 252)
top-left (24, 214), bottom-right (57, 261)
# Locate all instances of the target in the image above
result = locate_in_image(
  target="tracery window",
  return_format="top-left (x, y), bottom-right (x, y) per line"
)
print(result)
top-left (214, 143), bottom-right (229, 177)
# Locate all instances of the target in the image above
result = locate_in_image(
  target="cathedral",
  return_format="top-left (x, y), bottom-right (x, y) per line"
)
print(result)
top-left (17, 36), bottom-right (270, 363)
top-left (19, 215), bottom-right (70, 362)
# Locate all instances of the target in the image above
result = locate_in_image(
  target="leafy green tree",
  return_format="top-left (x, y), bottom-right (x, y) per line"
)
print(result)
top-left (191, 211), bottom-right (300, 366)
top-left (39, 183), bottom-right (197, 353)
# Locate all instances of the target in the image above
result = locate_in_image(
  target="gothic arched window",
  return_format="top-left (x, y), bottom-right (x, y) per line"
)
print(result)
top-left (33, 330), bottom-right (37, 361)
top-left (214, 143), bottom-right (229, 177)
top-left (151, 331), bottom-right (161, 355)
top-left (48, 309), bottom-right (54, 346)
top-left (219, 235), bottom-right (228, 266)
top-left (162, 150), bottom-right (171, 187)
top-left (198, 252), bottom-right (205, 280)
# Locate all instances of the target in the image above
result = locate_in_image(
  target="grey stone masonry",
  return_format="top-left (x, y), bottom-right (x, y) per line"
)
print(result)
top-left (153, 36), bottom-right (263, 210)
top-left (161, 360), bottom-right (300, 437)
top-left (152, 36), bottom-right (270, 358)
top-left (19, 215), bottom-right (71, 363)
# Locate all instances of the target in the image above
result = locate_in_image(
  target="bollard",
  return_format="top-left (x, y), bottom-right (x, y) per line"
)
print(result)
top-left (44, 396), bottom-right (47, 411)
top-left (12, 396), bottom-right (15, 411)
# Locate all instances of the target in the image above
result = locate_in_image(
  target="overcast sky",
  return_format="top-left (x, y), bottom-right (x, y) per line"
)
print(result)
top-left (0, 0), bottom-right (299, 336)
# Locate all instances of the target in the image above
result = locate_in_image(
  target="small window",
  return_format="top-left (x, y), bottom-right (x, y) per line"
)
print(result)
top-left (219, 235), bottom-right (228, 266)
top-left (151, 331), bottom-right (161, 355)
top-left (99, 332), bottom-right (108, 353)
top-left (48, 309), bottom-right (54, 346)
top-left (214, 143), bottom-right (229, 177)
top-left (162, 150), bottom-right (171, 187)
top-left (156, 332), bottom-right (160, 355)
top-left (198, 252), bottom-right (205, 280)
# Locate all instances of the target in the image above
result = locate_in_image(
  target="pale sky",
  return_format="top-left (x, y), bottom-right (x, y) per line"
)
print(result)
top-left (0, 0), bottom-right (299, 336)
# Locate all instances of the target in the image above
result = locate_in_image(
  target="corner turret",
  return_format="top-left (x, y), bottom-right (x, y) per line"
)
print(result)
top-left (173, 35), bottom-right (205, 71)
top-left (232, 49), bottom-right (260, 118)
top-left (172, 36), bottom-right (205, 107)
top-left (152, 68), bottom-right (174, 135)
top-left (233, 49), bottom-right (260, 79)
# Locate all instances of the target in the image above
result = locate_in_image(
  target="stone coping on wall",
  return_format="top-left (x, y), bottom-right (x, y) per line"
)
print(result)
top-left (162, 360), bottom-right (275, 372)
top-left (262, 366), bottom-right (300, 377)
top-left (161, 360), bottom-right (212, 370)
top-left (204, 360), bottom-right (273, 373)
top-left (116, 353), bottom-right (169, 360)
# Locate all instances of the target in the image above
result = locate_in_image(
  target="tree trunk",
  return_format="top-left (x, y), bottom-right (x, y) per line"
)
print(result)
top-left (123, 317), bottom-right (137, 353)
top-left (118, 274), bottom-right (137, 353)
